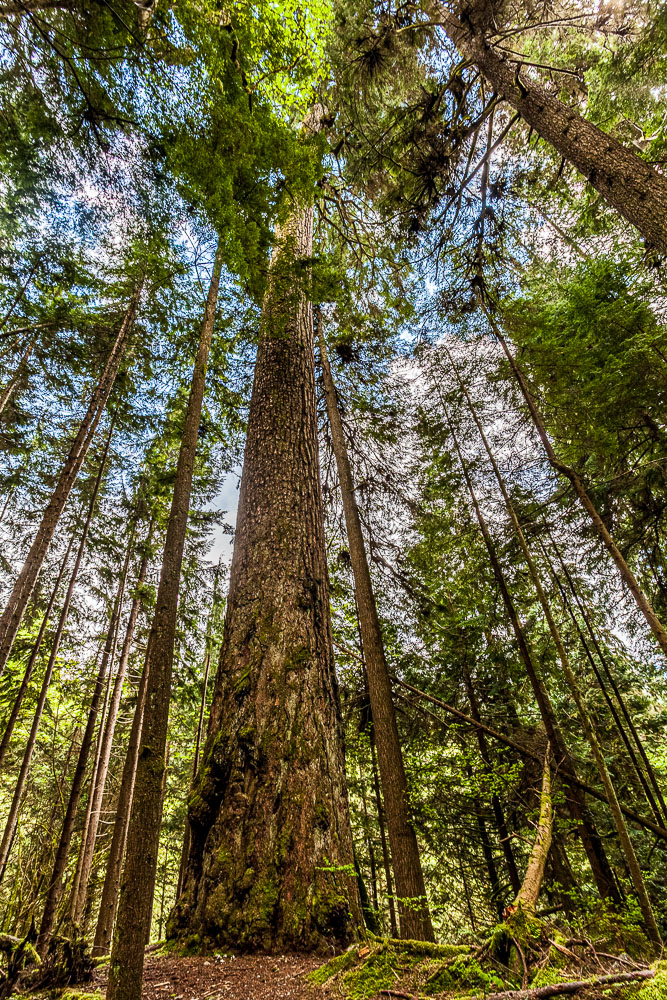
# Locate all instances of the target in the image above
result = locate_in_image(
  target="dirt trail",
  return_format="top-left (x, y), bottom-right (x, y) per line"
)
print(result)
top-left (92, 954), bottom-right (326, 1000)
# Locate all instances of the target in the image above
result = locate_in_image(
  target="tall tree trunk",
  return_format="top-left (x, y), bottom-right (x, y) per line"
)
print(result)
top-left (462, 669), bottom-right (521, 896)
top-left (107, 244), bottom-right (224, 1000)
top-left (548, 531), bottom-right (667, 829)
top-left (92, 642), bottom-right (151, 956)
top-left (464, 758), bottom-right (504, 920)
top-left (318, 326), bottom-right (434, 941)
top-left (0, 339), bottom-right (33, 416)
top-left (484, 307), bottom-right (667, 659)
top-left (432, 3), bottom-right (667, 250)
top-left (0, 427), bottom-right (111, 885)
top-left (37, 504), bottom-right (127, 955)
top-left (176, 560), bottom-right (221, 900)
top-left (70, 529), bottom-right (139, 928)
top-left (0, 288), bottom-right (141, 680)
top-left (449, 354), bottom-right (661, 946)
top-left (438, 397), bottom-right (621, 904)
top-left (513, 747), bottom-right (552, 914)
top-left (371, 735), bottom-right (398, 938)
top-left (0, 529), bottom-right (76, 771)
top-left (539, 538), bottom-right (666, 829)
top-left (169, 128), bottom-right (361, 955)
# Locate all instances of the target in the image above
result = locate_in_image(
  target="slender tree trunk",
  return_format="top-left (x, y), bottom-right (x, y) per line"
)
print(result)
top-left (170, 137), bottom-right (361, 956)
top-left (514, 747), bottom-right (552, 913)
top-left (438, 397), bottom-right (621, 903)
top-left (464, 759), bottom-right (504, 919)
top-left (548, 532), bottom-right (667, 829)
top-left (93, 648), bottom-right (151, 956)
top-left (318, 327), bottom-right (434, 941)
top-left (37, 506), bottom-right (128, 954)
top-left (0, 428), bottom-right (111, 885)
top-left (539, 539), bottom-right (666, 829)
top-left (463, 669), bottom-right (521, 896)
top-left (0, 529), bottom-right (76, 772)
top-left (450, 356), bottom-right (661, 946)
top-left (484, 307), bottom-right (667, 659)
top-left (107, 245), bottom-right (224, 1000)
top-left (70, 530), bottom-right (140, 927)
top-left (371, 734), bottom-right (398, 937)
top-left (68, 615), bottom-right (121, 929)
top-left (433, 3), bottom-right (667, 250)
top-left (359, 772), bottom-right (380, 914)
top-left (0, 340), bottom-right (33, 416)
top-left (175, 561), bottom-right (221, 899)
top-left (0, 287), bottom-right (141, 680)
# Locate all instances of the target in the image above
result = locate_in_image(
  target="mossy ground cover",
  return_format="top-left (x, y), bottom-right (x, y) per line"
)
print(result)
top-left (307, 933), bottom-right (663, 1000)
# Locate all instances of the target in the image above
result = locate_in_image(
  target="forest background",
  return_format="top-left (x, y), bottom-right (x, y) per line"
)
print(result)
top-left (0, 0), bottom-right (667, 997)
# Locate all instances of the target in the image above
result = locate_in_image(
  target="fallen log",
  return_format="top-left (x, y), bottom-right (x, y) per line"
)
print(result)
top-left (485, 969), bottom-right (655, 1000)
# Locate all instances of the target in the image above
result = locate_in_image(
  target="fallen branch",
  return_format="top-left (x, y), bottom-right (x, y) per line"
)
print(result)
top-left (485, 969), bottom-right (655, 1000)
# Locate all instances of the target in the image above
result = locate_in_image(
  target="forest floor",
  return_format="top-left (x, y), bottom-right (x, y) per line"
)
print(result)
top-left (90, 953), bottom-right (325, 1000)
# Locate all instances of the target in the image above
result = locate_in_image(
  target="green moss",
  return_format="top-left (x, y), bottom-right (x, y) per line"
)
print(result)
top-left (385, 938), bottom-right (469, 959)
top-left (309, 940), bottom-right (473, 999)
top-left (424, 954), bottom-right (507, 995)
top-left (341, 946), bottom-right (406, 998)
top-left (531, 968), bottom-right (571, 988)
top-left (55, 991), bottom-right (103, 1000)
top-left (308, 948), bottom-right (359, 985)
top-left (639, 961), bottom-right (667, 1000)
top-left (233, 669), bottom-right (251, 697)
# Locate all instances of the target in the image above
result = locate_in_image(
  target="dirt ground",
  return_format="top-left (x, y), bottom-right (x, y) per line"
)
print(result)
top-left (92, 953), bottom-right (326, 1000)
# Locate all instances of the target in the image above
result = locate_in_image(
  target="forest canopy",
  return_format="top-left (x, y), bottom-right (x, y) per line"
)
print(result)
top-left (0, 3), bottom-right (666, 1000)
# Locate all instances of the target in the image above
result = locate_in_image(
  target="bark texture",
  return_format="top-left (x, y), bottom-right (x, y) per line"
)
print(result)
top-left (514, 747), bottom-right (552, 913)
top-left (319, 329), bottom-right (433, 941)
top-left (92, 638), bottom-right (150, 956)
top-left (0, 288), bottom-right (140, 680)
top-left (434, 3), bottom-right (667, 250)
top-left (170, 151), bottom-right (361, 954)
top-left (107, 247), bottom-right (222, 1000)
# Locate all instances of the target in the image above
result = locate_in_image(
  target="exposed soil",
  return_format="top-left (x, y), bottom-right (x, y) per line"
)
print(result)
top-left (92, 954), bottom-right (325, 1000)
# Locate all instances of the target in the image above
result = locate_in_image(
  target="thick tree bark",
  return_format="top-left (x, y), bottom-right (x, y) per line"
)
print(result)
top-left (485, 308), bottom-right (667, 660)
top-left (318, 328), bottom-right (434, 941)
top-left (451, 359), bottom-right (661, 946)
top-left (70, 530), bottom-right (140, 928)
top-left (92, 642), bottom-right (151, 956)
top-left (0, 530), bottom-right (75, 772)
top-left (432, 3), bottom-right (667, 250)
top-left (0, 288), bottom-right (141, 681)
top-left (107, 245), bottom-right (223, 1000)
top-left (438, 400), bottom-right (621, 903)
top-left (514, 747), bottom-right (552, 913)
top-left (0, 429), bottom-right (111, 886)
top-left (169, 130), bottom-right (361, 954)
top-left (37, 490), bottom-right (128, 954)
